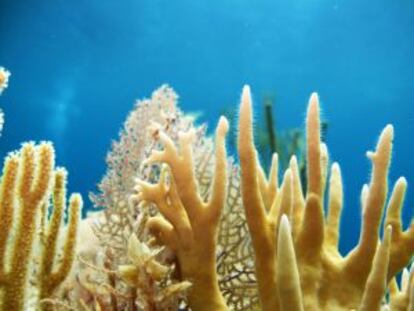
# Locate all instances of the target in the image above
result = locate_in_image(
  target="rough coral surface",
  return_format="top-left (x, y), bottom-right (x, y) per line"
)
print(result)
top-left (0, 143), bottom-right (81, 311)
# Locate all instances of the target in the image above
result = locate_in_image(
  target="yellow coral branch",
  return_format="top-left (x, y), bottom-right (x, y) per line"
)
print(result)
top-left (325, 163), bottom-right (343, 253)
top-left (238, 85), bottom-right (280, 310)
top-left (2, 143), bottom-right (54, 311)
top-left (0, 154), bottom-right (19, 276)
top-left (289, 156), bottom-right (305, 239)
top-left (136, 116), bottom-right (230, 310)
top-left (358, 226), bottom-right (392, 311)
top-left (276, 215), bottom-right (304, 311)
top-left (0, 142), bottom-right (81, 311)
top-left (346, 125), bottom-right (393, 279)
top-left (46, 194), bottom-right (81, 295)
top-left (306, 93), bottom-right (323, 197)
top-left (383, 177), bottom-right (414, 278)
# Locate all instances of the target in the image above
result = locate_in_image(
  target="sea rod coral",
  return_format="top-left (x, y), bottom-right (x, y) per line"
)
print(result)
top-left (0, 142), bottom-right (82, 311)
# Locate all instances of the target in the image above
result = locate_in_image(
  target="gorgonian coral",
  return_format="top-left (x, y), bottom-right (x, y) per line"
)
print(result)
top-left (0, 143), bottom-right (81, 311)
top-left (89, 85), bottom-right (257, 310)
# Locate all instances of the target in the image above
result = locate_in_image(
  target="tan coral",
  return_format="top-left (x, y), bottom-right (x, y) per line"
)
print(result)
top-left (38, 168), bottom-right (82, 311)
top-left (238, 85), bottom-right (414, 310)
top-left (238, 85), bottom-right (301, 310)
top-left (388, 265), bottom-right (414, 310)
top-left (133, 116), bottom-right (230, 310)
top-left (0, 142), bottom-right (81, 311)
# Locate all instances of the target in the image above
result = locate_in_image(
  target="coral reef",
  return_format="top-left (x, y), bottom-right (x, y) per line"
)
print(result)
top-left (1, 74), bottom-right (412, 310)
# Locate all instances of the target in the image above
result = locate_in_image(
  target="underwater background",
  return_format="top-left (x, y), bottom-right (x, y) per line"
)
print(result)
top-left (0, 0), bottom-right (413, 255)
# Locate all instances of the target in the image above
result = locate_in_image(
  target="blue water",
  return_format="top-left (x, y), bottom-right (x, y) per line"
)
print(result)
top-left (0, 0), bottom-right (413, 254)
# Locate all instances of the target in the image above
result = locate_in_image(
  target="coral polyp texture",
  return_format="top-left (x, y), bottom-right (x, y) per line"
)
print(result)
top-left (0, 142), bottom-right (82, 311)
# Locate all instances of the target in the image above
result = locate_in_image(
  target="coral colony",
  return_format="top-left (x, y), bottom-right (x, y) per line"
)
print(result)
top-left (0, 69), bottom-right (413, 310)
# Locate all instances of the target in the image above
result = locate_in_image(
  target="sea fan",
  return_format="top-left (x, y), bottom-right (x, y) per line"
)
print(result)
top-left (90, 85), bottom-right (258, 309)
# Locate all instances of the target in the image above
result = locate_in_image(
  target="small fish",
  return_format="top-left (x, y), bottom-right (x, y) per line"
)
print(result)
top-left (0, 67), bottom-right (11, 95)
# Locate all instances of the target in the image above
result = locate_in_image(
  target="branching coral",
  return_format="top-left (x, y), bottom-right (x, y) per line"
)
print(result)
top-left (238, 85), bottom-right (414, 311)
top-left (134, 116), bottom-right (229, 310)
top-left (1, 61), bottom-right (412, 308)
top-left (38, 168), bottom-right (82, 311)
top-left (0, 142), bottom-right (81, 311)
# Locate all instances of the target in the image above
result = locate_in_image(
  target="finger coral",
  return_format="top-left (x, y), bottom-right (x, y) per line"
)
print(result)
top-left (135, 115), bottom-right (230, 310)
top-left (238, 85), bottom-right (414, 310)
top-left (0, 142), bottom-right (81, 311)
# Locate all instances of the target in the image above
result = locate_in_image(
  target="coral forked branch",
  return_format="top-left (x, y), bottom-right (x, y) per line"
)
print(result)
top-left (0, 143), bottom-right (82, 311)
top-left (133, 116), bottom-right (230, 310)
top-left (237, 85), bottom-right (414, 311)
